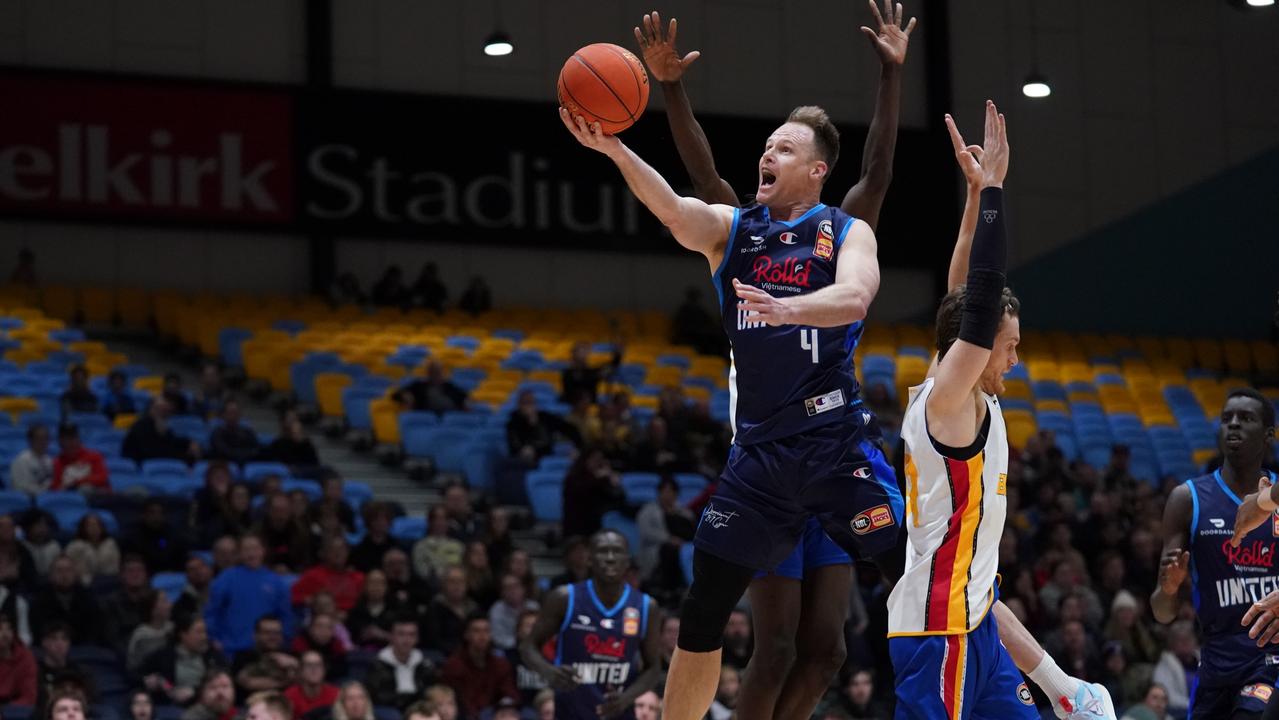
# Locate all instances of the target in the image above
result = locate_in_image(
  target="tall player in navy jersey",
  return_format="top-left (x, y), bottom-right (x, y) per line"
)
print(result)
top-left (521, 531), bottom-right (663, 720)
top-left (633, 4), bottom-right (913, 719)
top-left (1152, 388), bottom-right (1279, 719)
top-left (561, 29), bottom-right (902, 720)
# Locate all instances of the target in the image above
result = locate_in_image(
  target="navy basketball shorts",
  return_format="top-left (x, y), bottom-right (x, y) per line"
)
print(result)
top-left (694, 413), bottom-right (903, 573)
top-left (754, 517), bottom-right (851, 580)
top-left (1191, 661), bottom-right (1277, 719)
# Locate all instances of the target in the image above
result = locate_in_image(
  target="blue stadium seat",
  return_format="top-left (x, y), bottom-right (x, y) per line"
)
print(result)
top-left (602, 511), bottom-right (640, 551)
top-left (427, 427), bottom-right (475, 474)
top-left (390, 516), bottom-right (426, 544)
top-left (0, 490), bottom-right (31, 515)
top-left (674, 473), bottom-right (709, 503)
top-left (537, 457), bottom-right (572, 474)
top-left (219, 328), bottom-right (254, 367)
top-left (110, 472), bottom-right (154, 495)
top-left (344, 481), bottom-right (373, 508)
top-left (158, 477), bottom-right (203, 498)
top-left (271, 319), bottom-right (307, 335)
top-left (343, 387), bottom-right (385, 432)
top-left (36, 492), bottom-right (88, 513)
top-left (51, 507), bottom-right (88, 537)
top-left (445, 336), bottom-right (481, 352)
top-left (282, 479), bottom-right (322, 501)
top-left (526, 473), bottom-right (563, 523)
top-left (400, 413), bottom-right (442, 458)
top-left (440, 412), bottom-right (487, 429)
top-left (168, 416), bottom-right (209, 443)
top-left (68, 413), bottom-right (111, 436)
top-left (244, 461), bottom-right (291, 483)
top-left (142, 459), bottom-right (190, 479)
top-left (620, 472), bottom-right (661, 504)
top-left (680, 543), bottom-right (695, 585)
top-left (152, 571), bottom-right (187, 600)
top-left (93, 509), bottom-right (120, 536)
top-left (655, 354), bottom-right (691, 370)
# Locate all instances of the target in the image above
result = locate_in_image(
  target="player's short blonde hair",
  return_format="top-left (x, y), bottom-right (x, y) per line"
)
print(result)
top-left (786, 105), bottom-right (841, 179)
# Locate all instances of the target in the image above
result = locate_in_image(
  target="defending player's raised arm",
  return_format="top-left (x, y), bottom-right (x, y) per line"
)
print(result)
top-left (560, 109), bottom-right (734, 265)
top-left (519, 586), bottom-right (581, 691)
top-left (1150, 483), bottom-right (1193, 625)
top-left (839, 0), bottom-right (916, 230)
top-left (945, 113), bottom-right (983, 293)
top-left (595, 597), bottom-right (666, 719)
top-left (635, 13), bottom-right (738, 207)
top-left (926, 101), bottom-right (1010, 417)
top-left (732, 219), bottom-right (879, 329)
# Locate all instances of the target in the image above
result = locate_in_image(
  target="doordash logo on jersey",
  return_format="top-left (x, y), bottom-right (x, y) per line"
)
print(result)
top-left (750, 256), bottom-right (810, 288)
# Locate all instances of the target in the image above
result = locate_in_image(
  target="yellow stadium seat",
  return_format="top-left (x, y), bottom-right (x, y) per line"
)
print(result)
top-left (134, 376), bottom-right (164, 394)
top-left (370, 398), bottom-right (401, 444)
top-left (79, 287), bottom-right (115, 325)
top-left (1253, 342), bottom-right (1279, 375)
top-left (1223, 340), bottom-right (1252, 375)
top-left (41, 286), bottom-right (77, 322)
top-left (315, 373), bottom-right (353, 418)
top-left (1193, 449), bottom-right (1217, 466)
top-left (0, 397), bottom-right (38, 422)
top-left (1193, 339), bottom-right (1224, 371)
top-left (117, 288), bottom-right (151, 329)
top-left (114, 413), bottom-right (138, 430)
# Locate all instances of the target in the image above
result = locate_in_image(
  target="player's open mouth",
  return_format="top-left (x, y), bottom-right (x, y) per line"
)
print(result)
top-left (1226, 434), bottom-right (1243, 447)
top-left (760, 170), bottom-right (776, 188)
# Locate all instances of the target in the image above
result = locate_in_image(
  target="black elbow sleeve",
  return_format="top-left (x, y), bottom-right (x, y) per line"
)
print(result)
top-left (957, 188), bottom-right (1008, 350)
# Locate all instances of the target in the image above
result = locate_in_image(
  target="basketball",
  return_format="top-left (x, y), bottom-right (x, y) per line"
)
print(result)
top-left (557, 43), bottom-right (650, 135)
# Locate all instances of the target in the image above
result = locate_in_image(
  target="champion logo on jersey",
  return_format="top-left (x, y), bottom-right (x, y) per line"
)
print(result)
top-left (779, 231), bottom-right (798, 244)
top-left (853, 467), bottom-right (872, 480)
top-left (599, 618), bottom-right (614, 630)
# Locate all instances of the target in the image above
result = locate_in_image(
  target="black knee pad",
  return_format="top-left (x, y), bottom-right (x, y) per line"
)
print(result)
top-left (676, 548), bottom-right (756, 653)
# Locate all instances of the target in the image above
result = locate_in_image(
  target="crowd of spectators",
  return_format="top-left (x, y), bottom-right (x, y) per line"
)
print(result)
top-left (333, 265), bottom-right (492, 318)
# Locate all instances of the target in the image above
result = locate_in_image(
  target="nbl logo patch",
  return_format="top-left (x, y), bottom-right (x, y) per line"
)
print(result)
top-left (1242, 684), bottom-right (1273, 702)
top-left (623, 607), bottom-right (641, 636)
top-left (851, 504), bottom-right (894, 535)
top-left (814, 220), bottom-right (834, 260)
top-left (1017, 683), bottom-right (1034, 705)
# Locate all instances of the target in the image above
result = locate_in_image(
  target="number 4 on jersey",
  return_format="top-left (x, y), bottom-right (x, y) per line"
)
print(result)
top-left (800, 328), bottom-right (819, 364)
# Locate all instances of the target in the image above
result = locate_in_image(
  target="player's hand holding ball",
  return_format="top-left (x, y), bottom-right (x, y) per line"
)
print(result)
top-left (634, 11), bottom-right (700, 83)
top-left (559, 108), bottom-right (624, 158)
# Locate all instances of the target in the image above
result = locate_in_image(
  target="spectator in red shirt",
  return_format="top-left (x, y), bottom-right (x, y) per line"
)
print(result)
top-left (52, 424), bottom-right (110, 493)
top-left (283, 650), bottom-right (339, 720)
top-left (0, 612), bottom-right (38, 707)
top-left (292, 536), bottom-right (365, 612)
top-left (288, 613), bottom-right (347, 680)
top-left (439, 616), bottom-right (518, 720)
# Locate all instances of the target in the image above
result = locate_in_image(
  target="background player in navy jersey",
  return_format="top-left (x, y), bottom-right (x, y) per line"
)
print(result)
top-left (1152, 388), bottom-right (1279, 719)
top-left (561, 29), bottom-right (901, 720)
top-left (520, 530), bottom-right (663, 720)
top-left (633, 3), bottom-right (913, 719)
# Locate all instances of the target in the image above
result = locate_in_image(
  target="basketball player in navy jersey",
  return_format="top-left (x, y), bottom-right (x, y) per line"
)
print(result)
top-left (521, 530), bottom-right (663, 720)
top-left (633, 4), bottom-right (913, 719)
top-left (561, 31), bottom-right (904, 720)
top-left (1152, 388), bottom-right (1279, 719)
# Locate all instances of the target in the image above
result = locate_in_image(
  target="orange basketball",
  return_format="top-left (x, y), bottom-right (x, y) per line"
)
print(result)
top-left (557, 43), bottom-right (650, 135)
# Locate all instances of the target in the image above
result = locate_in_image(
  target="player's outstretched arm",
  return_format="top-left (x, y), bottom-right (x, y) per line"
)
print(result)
top-left (994, 602), bottom-right (1117, 719)
top-left (927, 101), bottom-right (1009, 418)
top-left (1243, 589), bottom-right (1279, 647)
top-left (944, 113), bottom-right (983, 293)
top-left (635, 12), bottom-right (737, 206)
top-left (596, 598), bottom-right (666, 719)
top-left (519, 586), bottom-right (582, 691)
top-left (1151, 483), bottom-right (1193, 625)
top-left (840, 0), bottom-right (917, 230)
top-left (560, 109), bottom-right (734, 265)
top-left (732, 219), bottom-right (879, 328)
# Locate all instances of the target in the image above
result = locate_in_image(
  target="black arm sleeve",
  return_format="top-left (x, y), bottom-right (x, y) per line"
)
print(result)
top-left (957, 187), bottom-right (1009, 350)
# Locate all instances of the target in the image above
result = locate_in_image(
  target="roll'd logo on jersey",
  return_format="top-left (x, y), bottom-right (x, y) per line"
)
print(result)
top-left (750, 256), bottom-right (811, 288)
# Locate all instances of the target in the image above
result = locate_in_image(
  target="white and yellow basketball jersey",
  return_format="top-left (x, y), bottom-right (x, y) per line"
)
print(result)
top-left (887, 377), bottom-right (1009, 636)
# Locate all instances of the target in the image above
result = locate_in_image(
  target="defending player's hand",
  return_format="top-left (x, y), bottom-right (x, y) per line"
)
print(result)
top-left (944, 100), bottom-right (1008, 189)
top-left (546, 664), bottom-right (582, 692)
top-left (1231, 475), bottom-right (1275, 548)
top-left (732, 278), bottom-right (793, 326)
top-left (1157, 548), bottom-right (1190, 596)
top-left (596, 690), bottom-right (629, 720)
top-left (861, 0), bottom-right (917, 67)
top-left (634, 11), bottom-right (700, 84)
top-left (1243, 590), bottom-right (1279, 647)
top-left (559, 108), bottom-right (622, 157)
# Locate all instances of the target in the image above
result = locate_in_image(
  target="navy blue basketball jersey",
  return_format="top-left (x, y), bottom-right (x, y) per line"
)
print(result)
top-left (554, 580), bottom-right (651, 720)
top-left (1187, 470), bottom-right (1279, 686)
top-left (714, 202), bottom-right (864, 445)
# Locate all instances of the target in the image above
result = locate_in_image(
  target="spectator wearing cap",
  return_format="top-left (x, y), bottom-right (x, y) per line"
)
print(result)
top-left (29, 555), bottom-right (99, 645)
top-left (20, 510), bottom-right (61, 577)
top-left (124, 499), bottom-right (189, 573)
top-left (102, 370), bottom-right (138, 421)
top-left (438, 616), bottom-right (518, 720)
top-left (10, 425), bottom-right (53, 495)
top-left (123, 397), bottom-right (200, 465)
top-left (209, 400), bottom-right (260, 466)
top-left (205, 535), bottom-right (295, 656)
top-left (283, 650), bottom-right (338, 720)
top-left (52, 424), bottom-right (110, 494)
top-left (64, 512), bottom-right (120, 585)
top-left (365, 614), bottom-right (437, 710)
top-left (136, 613), bottom-right (221, 707)
top-left (59, 366), bottom-right (99, 417)
top-left (0, 613), bottom-right (37, 707)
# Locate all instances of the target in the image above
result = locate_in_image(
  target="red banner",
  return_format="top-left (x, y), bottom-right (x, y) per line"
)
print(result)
top-left (0, 73), bottom-right (292, 223)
